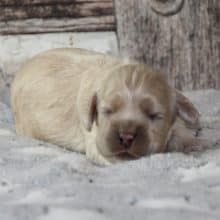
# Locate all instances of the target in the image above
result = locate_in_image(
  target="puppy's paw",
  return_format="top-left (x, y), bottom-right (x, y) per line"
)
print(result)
top-left (182, 138), bottom-right (217, 154)
top-left (86, 148), bottom-right (112, 166)
top-left (166, 134), bottom-right (215, 154)
top-left (183, 139), bottom-right (206, 153)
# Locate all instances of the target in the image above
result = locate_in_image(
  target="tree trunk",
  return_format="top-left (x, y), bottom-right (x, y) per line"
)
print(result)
top-left (115, 0), bottom-right (220, 90)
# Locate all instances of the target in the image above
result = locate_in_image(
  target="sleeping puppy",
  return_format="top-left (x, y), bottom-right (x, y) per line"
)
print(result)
top-left (11, 48), bottom-right (202, 165)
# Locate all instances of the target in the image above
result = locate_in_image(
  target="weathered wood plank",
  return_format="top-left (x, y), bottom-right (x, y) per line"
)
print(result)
top-left (115, 0), bottom-right (220, 90)
top-left (0, 0), bottom-right (112, 6)
top-left (0, 2), bottom-right (114, 21)
top-left (0, 16), bottom-right (115, 34)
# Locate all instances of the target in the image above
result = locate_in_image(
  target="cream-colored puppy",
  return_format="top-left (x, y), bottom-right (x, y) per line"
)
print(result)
top-left (11, 48), bottom-right (201, 165)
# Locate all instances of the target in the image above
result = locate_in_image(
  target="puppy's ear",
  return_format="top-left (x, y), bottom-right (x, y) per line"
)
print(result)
top-left (175, 90), bottom-right (199, 126)
top-left (77, 90), bottom-right (98, 132)
top-left (83, 93), bottom-right (98, 131)
top-left (87, 94), bottom-right (98, 131)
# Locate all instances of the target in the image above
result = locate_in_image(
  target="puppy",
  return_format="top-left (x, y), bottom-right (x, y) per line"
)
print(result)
top-left (11, 48), bottom-right (202, 165)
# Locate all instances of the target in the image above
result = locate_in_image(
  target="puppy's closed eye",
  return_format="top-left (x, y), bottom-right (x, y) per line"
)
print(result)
top-left (148, 112), bottom-right (164, 121)
top-left (139, 99), bottom-right (164, 121)
top-left (102, 107), bottom-right (114, 116)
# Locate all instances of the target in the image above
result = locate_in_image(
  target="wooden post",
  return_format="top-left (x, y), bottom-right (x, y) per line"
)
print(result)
top-left (115, 0), bottom-right (220, 90)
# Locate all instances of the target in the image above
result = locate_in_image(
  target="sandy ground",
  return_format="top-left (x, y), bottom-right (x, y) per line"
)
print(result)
top-left (0, 90), bottom-right (220, 220)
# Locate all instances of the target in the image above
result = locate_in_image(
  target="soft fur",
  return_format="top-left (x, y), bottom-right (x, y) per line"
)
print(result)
top-left (11, 48), bottom-right (202, 165)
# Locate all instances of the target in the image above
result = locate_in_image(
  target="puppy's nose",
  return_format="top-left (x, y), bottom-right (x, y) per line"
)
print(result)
top-left (119, 132), bottom-right (135, 149)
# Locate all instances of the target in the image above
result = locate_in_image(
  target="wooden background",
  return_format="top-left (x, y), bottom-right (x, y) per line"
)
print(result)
top-left (0, 0), bottom-right (116, 34)
top-left (115, 0), bottom-right (220, 90)
top-left (0, 0), bottom-right (219, 90)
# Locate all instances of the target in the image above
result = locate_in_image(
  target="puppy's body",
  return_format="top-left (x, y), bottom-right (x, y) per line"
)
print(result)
top-left (11, 48), bottom-right (201, 165)
top-left (11, 48), bottom-right (122, 164)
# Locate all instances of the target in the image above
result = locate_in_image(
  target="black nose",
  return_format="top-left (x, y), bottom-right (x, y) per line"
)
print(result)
top-left (119, 132), bottom-right (135, 149)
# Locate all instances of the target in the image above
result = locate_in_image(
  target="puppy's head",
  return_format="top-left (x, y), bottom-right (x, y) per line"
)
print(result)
top-left (84, 64), bottom-right (199, 161)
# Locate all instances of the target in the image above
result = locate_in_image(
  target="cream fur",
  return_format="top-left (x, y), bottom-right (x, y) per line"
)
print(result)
top-left (11, 48), bottom-right (201, 165)
top-left (11, 48), bottom-right (123, 165)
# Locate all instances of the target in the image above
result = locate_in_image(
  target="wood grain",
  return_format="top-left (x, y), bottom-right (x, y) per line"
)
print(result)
top-left (115, 0), bottom-right (220, 90)
top-left (0, 0), bottom-right (112, 6)
top-left (0, 1), bottom-right (114, 21)
top-left (0, 16), bottom-right (115, 34)
top-left (0, 0), bottom-right (115, 34)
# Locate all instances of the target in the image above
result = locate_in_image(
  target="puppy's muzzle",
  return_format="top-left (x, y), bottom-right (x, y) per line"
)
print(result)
top-left (116, 118), bottom-right (145, 150)
top-left (119, 132), bottom-right (136, 149)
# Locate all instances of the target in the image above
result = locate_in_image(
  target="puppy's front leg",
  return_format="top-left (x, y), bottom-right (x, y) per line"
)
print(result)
top-left (84, 130), bottom-right (111, 166)
top-left (86, 145), bottom-right (111, 166)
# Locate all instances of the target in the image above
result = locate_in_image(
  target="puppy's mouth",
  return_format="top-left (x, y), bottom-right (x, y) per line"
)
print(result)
top-left (103, 149), bottom-right (140, 159)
